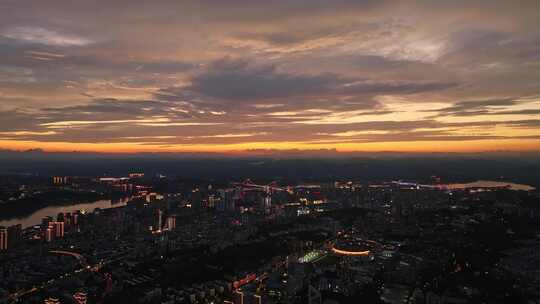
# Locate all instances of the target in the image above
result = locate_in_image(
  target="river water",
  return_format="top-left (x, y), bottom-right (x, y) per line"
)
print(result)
top-left (0, 196), bottom-right (132, 228)
top-left (443, 180), bottom-right (535, 191)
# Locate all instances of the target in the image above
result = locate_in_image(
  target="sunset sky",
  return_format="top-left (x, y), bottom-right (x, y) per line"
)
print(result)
top-left (1, 0), bottom-right (540, 153)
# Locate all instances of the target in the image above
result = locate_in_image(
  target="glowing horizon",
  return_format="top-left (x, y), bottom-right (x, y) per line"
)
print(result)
top-left (1, 138), bottom-right (539, 154)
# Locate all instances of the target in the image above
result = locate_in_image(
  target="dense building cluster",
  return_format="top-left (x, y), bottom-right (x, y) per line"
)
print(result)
top-left (0, 174), bottom-right (539, 303)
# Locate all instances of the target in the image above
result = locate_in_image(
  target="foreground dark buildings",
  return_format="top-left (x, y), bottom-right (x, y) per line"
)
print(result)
top-left (0, 173), bottom-right (539, 304)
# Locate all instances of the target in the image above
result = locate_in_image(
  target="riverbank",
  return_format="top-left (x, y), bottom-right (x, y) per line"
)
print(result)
top-left (0, 189), bottom-right (106, 221)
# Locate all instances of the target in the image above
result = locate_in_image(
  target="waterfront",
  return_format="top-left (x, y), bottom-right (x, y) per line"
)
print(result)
top-left (0, 196), bottom-right (132, 228)
top-left (444, 180), bottom-right (536, 191)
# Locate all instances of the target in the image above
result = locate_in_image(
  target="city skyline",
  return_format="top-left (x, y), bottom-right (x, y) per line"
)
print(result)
top-left (1, 1), bottom-right (540, 153)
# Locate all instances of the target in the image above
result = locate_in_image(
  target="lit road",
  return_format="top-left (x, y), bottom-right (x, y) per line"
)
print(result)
top-left (49, 250), bottom-right (88, 267)
top-left (6, 250), bottom-right (92, 302)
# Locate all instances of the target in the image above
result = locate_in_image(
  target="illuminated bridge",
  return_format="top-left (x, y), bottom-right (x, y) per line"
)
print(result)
top-left (232, 179), bottom-right (285, 192)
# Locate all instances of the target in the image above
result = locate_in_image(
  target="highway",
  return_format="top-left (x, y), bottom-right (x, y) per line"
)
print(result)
top-left (7, 250), bottom-right (91, 302)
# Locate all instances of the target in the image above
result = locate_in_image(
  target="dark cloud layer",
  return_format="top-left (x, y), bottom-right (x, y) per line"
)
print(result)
top-left (432, 98), bottom-right (519, 116)
top-left (188, 58), bottom-right (342, 101)
top-left (189, 58), bottom-right (454, 98)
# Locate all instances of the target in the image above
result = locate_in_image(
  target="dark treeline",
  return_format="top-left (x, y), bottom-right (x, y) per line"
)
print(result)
top-left (0, 151), bottom-right (539, 187)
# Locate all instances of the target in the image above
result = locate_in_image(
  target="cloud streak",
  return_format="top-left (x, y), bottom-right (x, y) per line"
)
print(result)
top-left (1, 26), bottom-right (93, 46)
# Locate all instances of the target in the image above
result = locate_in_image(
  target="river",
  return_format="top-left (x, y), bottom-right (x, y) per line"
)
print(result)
top-left (443, 180), bottom-right (535, 191)
top-left (0, 196), bottom-right (132, 228)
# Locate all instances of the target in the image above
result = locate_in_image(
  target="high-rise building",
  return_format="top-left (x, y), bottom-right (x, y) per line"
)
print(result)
top-left (191, 190), bottom-right (202, 209)
top-left (44, 297), bottom-right (61, 304)
top-left (146, 192), bottom-right (164, 203)
top-left (217, 189), bottom-right (236, 212)
top-left (216, 198), bottom-right (226, 212)
top-left (73, 291), bottom-right (88, 304)
top-left (128, 172), bottom-right (144, 178)
top-left (53, 176), bottom-right (68, 185)
top-left (0, 227), bottom-right (8, 251)
top-left (241, 212), bottom-right (250, 226)
top-left (45, 225), bottom-right (54, 242)
top-left (253, 294), bottom-right (262, 304)
top-left (104, 273), bottom-right (113, 294)
top-left (42, 216), bottom-right (53, 229)
top-left (72, 213), bottom-right (79, 225)
top-left (208, 194), bottom-right (217, 208)
top-left (227, 198), bottom-right (236, 212)
top-left (7, 224), bottom-right (22, 249)
top-left (156, 209), bottom-right (163, 231)
top-left (166, 216), bottom-right (176, 230)
top-left (234, 290), bottom-right (244, 304)
top-left (64, 212), bottom-right (72, 226)
top-left (261, 195), bottom-right (272, 214)
top-left (50, 221), bottom-right (64, 238)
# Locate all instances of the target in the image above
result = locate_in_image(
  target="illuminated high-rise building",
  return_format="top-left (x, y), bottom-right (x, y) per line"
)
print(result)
top-left (45, 225), bottom-right (54, 242)
top-left (166, 215), bottom-right (176, 230)
top-left (146, 192), bottom-right (163, 203)
top-left (53, 176), bottom-right (68, 185)
top-left (44, 297), bottom-right (61, 304)
top-left (208, 194), bottom-right (217, 208)
top-left (51, 221), bottom-right (65, 238)
top-left (128, 172), bottom-right (144, 178)
top-left (0, 227), bottom-right (8, 251)
top-left (73, 291), bottom-right (88, 304)
top-left (261, 195), bottom-right (272, 214)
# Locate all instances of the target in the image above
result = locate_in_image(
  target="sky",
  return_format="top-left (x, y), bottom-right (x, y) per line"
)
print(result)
top-left (1, 0), bottom-right (540, 153)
